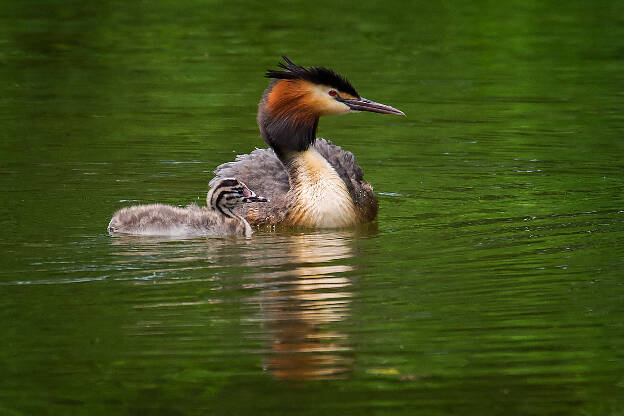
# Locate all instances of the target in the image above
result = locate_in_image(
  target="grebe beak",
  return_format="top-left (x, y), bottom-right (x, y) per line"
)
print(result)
top-left (340, 97), bottom-right (405, 116)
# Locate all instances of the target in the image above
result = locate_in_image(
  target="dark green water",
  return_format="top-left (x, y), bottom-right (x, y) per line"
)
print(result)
top-left (1, 0), bottom-right (623, 414)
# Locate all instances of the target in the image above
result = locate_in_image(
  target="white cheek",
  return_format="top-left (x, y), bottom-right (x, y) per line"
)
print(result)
top-left (326, 99), bottom-right (351, 114)
top-left (311, 86), bottom-right (351, 115)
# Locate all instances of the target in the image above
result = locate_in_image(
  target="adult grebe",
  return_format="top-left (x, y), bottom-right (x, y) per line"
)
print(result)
top-left (211, 56), bottom-right (404, 228)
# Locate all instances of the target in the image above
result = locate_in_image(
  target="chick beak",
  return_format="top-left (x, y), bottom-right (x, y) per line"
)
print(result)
top-left (341, 97), bottom-right (405, 116)
top-left (242, 187), bottom-right (268, 203)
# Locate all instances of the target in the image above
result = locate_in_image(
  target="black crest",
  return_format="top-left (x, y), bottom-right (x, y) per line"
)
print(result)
top-left (265, 56), bottom-right (360, 98)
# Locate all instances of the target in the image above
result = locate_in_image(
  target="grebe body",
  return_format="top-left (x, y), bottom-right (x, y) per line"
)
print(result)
top-left (212, 57), bottom-right (403, 228)
top-left (108, 178), bottom-right (266, 237)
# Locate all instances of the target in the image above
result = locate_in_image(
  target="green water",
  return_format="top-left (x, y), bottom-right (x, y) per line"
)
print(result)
top-left (1, 0), bottom-right (623, 414)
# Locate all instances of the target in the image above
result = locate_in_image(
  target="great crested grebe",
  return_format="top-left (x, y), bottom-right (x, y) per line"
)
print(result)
top-left (108, 178), bottom-right (267, 237)
top-left (211, 56), bottom-right (404, 228)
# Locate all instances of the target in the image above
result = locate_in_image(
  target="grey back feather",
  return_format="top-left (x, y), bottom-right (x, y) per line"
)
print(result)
top-left (210, 147), bottom-right (289, 201)
top-left (108, 203), bottom-right (250, 237)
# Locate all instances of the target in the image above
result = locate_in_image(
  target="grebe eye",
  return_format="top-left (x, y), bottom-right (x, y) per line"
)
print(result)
top-left (328, 90), bottom-right (337, 97)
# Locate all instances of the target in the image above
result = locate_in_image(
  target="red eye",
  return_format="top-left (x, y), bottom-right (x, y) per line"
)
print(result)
top-left (328, 90), bottom-right (337, 97)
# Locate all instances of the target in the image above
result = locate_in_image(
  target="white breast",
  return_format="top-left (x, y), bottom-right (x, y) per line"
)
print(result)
top-left (290, 147), bottom-right (357, 227)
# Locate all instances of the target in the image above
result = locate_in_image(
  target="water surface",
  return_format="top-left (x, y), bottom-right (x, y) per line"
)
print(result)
top-left (1, 0), bottom-right (623, 414)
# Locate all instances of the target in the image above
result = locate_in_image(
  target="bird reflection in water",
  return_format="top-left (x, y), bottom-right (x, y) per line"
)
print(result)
top-left (110, 226), bottom-right (375, 380)
top-left (244, 229), bottom-right (372, 380)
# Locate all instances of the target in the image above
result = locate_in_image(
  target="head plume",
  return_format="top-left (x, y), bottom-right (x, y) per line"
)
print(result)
top-left (265, 56), bottom-right (360, 98)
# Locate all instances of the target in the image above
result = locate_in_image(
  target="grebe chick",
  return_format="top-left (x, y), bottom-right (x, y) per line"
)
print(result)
top-left (108, 178), bottom-right (267, 237)
top-left (212, 56), bottom-right (404, 228)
